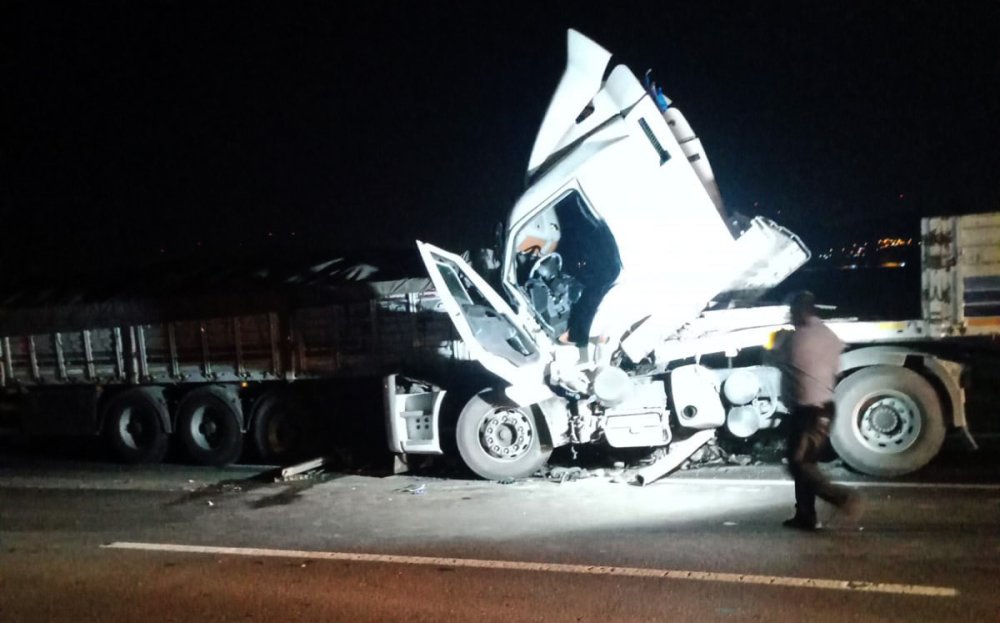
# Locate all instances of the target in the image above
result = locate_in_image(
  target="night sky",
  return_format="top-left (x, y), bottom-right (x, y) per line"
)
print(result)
top-left (4, 1), bottom-right (998, 283)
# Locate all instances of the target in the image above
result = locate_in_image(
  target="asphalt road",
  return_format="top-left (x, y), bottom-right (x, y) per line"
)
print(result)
top-left (1, 455), bottom-right (999, 622)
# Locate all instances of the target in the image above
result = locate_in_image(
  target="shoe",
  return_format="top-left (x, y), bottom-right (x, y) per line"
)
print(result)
top-left (782, 516), bottom-right (821, 531)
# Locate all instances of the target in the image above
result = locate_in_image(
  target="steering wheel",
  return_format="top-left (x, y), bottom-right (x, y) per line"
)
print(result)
top-left (528, 252), bottom-right (563, 282)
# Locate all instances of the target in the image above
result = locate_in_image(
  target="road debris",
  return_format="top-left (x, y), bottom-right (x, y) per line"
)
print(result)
top-left (635, 430), bottom-right (716, 485)
top-left (277, 456), bottom-right (333, 482)
top-left (398, 483), bottom-right (427, 495)
top-left (731, 454), bottom-right (753, 466)
top-left (548, 466), bottom-right (585, 483)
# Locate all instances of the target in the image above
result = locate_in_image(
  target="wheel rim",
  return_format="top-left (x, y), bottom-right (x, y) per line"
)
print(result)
top-left (118, 407), bottom-right (153, 451)
top-left (477, 408), bottom-right (534, 461)
top-left (189, 406), bottom-right (225, 451)
top-left (851, 389), bottom-right (923, 454)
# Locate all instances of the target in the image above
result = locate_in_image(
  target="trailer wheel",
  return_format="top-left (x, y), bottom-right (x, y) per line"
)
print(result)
top-left (103, 388), bottom-right (170, 464)
top-left (456, 390), bottom-right (551, 480)
top-left (176, 387), bottom-right (244, 466)
top-left (251, 391), bottom-right (315, 464)
top-left (832, 366), bottom-right (945, 477)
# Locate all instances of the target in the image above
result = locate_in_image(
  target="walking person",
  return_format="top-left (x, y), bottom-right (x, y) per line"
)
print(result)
top-left (777, 291), bottom-right (861, 530)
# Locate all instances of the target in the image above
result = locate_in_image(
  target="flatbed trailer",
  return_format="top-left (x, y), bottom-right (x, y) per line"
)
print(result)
top-left (0, 277), bottom-right (466, 465)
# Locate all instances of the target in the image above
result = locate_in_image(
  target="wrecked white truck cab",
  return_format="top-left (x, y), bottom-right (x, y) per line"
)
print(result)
top-left (408, 30), bottom-right (807, 479)
top-left (392, 30), bottom-right (969, 481)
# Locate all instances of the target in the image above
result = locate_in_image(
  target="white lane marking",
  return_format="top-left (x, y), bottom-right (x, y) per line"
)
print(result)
top-left (659, 478), bottom-right (1000, 490)
top-left (102, 541), bottom-right (957, 598)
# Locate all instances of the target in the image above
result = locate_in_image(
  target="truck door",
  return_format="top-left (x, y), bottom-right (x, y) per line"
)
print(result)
top-left (417, 242), bottom-right (551, 389)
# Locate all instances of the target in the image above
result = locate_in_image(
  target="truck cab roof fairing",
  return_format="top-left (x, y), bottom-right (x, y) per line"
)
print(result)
top-left (527, 30), bottom-right (613, 178)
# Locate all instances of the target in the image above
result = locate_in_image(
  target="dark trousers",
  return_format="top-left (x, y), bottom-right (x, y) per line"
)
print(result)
top-left (786, 403), bottom-right (851, 520)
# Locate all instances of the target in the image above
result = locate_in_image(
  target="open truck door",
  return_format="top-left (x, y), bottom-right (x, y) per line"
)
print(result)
top-left (416, 242), bottom-right (553, 401)
top-left (417, 242), bottom-right (559, 480)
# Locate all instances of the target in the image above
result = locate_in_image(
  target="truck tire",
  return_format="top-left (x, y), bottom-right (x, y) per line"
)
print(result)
top-left (176, 386), bottom-right (244, 466)
top-left (250, 391), bottom-right (315, 464)
top-left (832, 366), bottom-right (945, 478)
top-left (456, 390), bottom-right (552, 480)
top-left (103, 388), bottom-right (170, 464)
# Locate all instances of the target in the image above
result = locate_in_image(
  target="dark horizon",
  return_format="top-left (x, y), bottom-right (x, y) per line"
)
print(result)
top-left (4, 2), bottom-right (998, 281)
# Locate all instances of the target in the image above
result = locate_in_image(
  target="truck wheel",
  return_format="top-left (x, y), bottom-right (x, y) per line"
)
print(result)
top-left (176, 387), bottom-right (244, 466)
top-left (832, 366), bottom-right (945, 477)
top-left (456, 391), bottom-right (552, 480)
top-left (103, 388), bottom-right (170, 464)
top-left (251, 391), bottom-right (315, 464)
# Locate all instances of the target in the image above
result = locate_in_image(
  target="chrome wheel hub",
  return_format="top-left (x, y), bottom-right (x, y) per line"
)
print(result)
top-left (479, 408), bottom-right (534, 461)
top-left (855, 392), bottom-right (922, 454)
